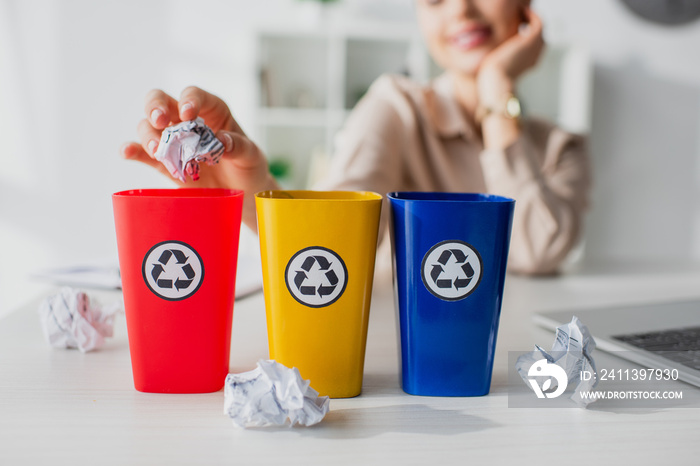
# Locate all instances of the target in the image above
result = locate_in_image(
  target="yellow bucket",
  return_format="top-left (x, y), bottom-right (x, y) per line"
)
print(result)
top-left (255, 190), bottom-right (382, 398)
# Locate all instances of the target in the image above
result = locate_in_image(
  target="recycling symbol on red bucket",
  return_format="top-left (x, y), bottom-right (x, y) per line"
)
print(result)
top-left (285, 246), bottom-right (348, 308)
top-left (421, 240), bottom-right (482, 301)
top-left (142, 240), bottom-right (204, 301)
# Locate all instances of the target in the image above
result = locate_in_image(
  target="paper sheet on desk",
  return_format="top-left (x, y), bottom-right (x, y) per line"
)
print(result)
top-left (32, 263), bottom-right (261, 299)
top-left (154, 117), bottom-right (224, 182)
top-left (516, 316), bottom-right (598, 408)
top-left (32, 265), bottom-right (122, 290)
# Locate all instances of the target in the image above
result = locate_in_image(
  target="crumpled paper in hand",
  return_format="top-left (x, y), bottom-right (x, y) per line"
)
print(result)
top-left (516, 316), bottom-right (598, 408)
top-left (38, 287), bottom-right (120, 353)
top-left (154, 117), bottom-right (224, 182)
top-left (224, 359), bottom-right (330, 428)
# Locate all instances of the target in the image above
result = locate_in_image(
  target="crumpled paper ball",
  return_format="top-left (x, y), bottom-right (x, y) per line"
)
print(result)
top-left (154, 117), bottom-right (224, 182)
top-left (515, 316), bottom-right (598, 408)
top-left (38, 287), bottom-right (120, 353)
top-left (224, 359), bottom-right (330, 428)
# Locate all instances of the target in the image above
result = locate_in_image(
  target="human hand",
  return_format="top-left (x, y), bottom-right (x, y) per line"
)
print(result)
top-left (477, 7), bottom-right (545, 102)
top-left (120, 86), bottom-right (278, 228)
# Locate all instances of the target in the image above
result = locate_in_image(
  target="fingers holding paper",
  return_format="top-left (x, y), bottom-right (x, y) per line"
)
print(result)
top-left (121, 86), bottom-right (279, 229)
top-left (178, 86), bottom-right (243, 134)
top-left (120, 141), bottom-right (177, 181)
top-left (124, 86), bottom-right (271, 182)
top-left (145, 89), bottom-right (181, 129)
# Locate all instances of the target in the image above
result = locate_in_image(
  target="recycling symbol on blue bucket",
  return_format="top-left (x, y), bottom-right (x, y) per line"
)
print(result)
top-left (142, 240), bottom-right (204, 301)
top-left (285, 246), bottom-right (348, 308)
top-left (421, 240), bottom-right (482, 301)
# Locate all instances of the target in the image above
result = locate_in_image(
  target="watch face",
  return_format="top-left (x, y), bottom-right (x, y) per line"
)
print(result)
top-left (620, 0), bottom-right (700, 25)
top-left (505, 96), bottom-right (521, 119)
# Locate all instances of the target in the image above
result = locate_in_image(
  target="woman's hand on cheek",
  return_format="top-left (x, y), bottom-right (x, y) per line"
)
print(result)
top-left (477, 7), bottom-right (545, 100)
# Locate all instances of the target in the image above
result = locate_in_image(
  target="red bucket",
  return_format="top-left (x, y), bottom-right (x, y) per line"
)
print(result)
top-left (113, 188), bottom-right (243, 393)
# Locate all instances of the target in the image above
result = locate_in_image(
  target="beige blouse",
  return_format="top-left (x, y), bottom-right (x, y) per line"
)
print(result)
top-left (317, 73), bottom-right (591, 275)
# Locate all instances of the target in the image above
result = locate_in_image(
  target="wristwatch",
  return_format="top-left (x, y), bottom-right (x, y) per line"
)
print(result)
top-left (475, 93), bottom-right (522, 123)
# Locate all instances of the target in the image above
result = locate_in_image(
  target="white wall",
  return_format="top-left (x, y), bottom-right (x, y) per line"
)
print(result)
top-left (0, 0), bottom-right (266, 315)
top-left (0, 0), bottom-right (414, 317)
top-left (536, 0), bottom-right (700, 263)
top-left (2, 0), bottom-right (700, 316)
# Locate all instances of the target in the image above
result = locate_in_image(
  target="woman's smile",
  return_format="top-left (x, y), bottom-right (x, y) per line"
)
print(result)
top-left (449, 23), bottom-right (493, 51)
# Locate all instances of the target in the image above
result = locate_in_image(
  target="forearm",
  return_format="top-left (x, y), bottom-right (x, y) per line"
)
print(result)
top-left (480, 130), bottom-right (590, 275)
top-left (504, 181), bottom-right (583, 275)
top-left (478, 72), bottom-right (520, 150)
top-left (482, 113), bottom-right (520, 150)
top-left (241, 170), bottom-right (279, 233)
top-left (191, 158), bottom-right (279, 234)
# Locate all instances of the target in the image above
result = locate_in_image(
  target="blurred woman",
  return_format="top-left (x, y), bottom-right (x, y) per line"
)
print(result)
top-left (122, 0), bottom-right (590, 275)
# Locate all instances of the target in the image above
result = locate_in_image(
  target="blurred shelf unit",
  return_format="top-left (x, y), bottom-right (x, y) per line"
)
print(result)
top-left (254, 22), bottom-right (438, 188)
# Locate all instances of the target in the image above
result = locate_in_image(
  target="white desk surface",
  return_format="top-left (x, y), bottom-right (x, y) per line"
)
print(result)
top-left (2, 261), bottom-right (700, 465)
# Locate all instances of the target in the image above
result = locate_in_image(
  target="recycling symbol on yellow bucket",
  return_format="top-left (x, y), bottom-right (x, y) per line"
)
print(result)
top-left (421, 240), bottom-right (482, 301)
top-left (142, 240), bottom-right (204, 301)
top-left (285, 246), bottom-right (348, 308)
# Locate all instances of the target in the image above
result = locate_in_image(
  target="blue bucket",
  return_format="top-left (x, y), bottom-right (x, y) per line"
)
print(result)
top-left (388, 192), bottom-right (515, 396)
